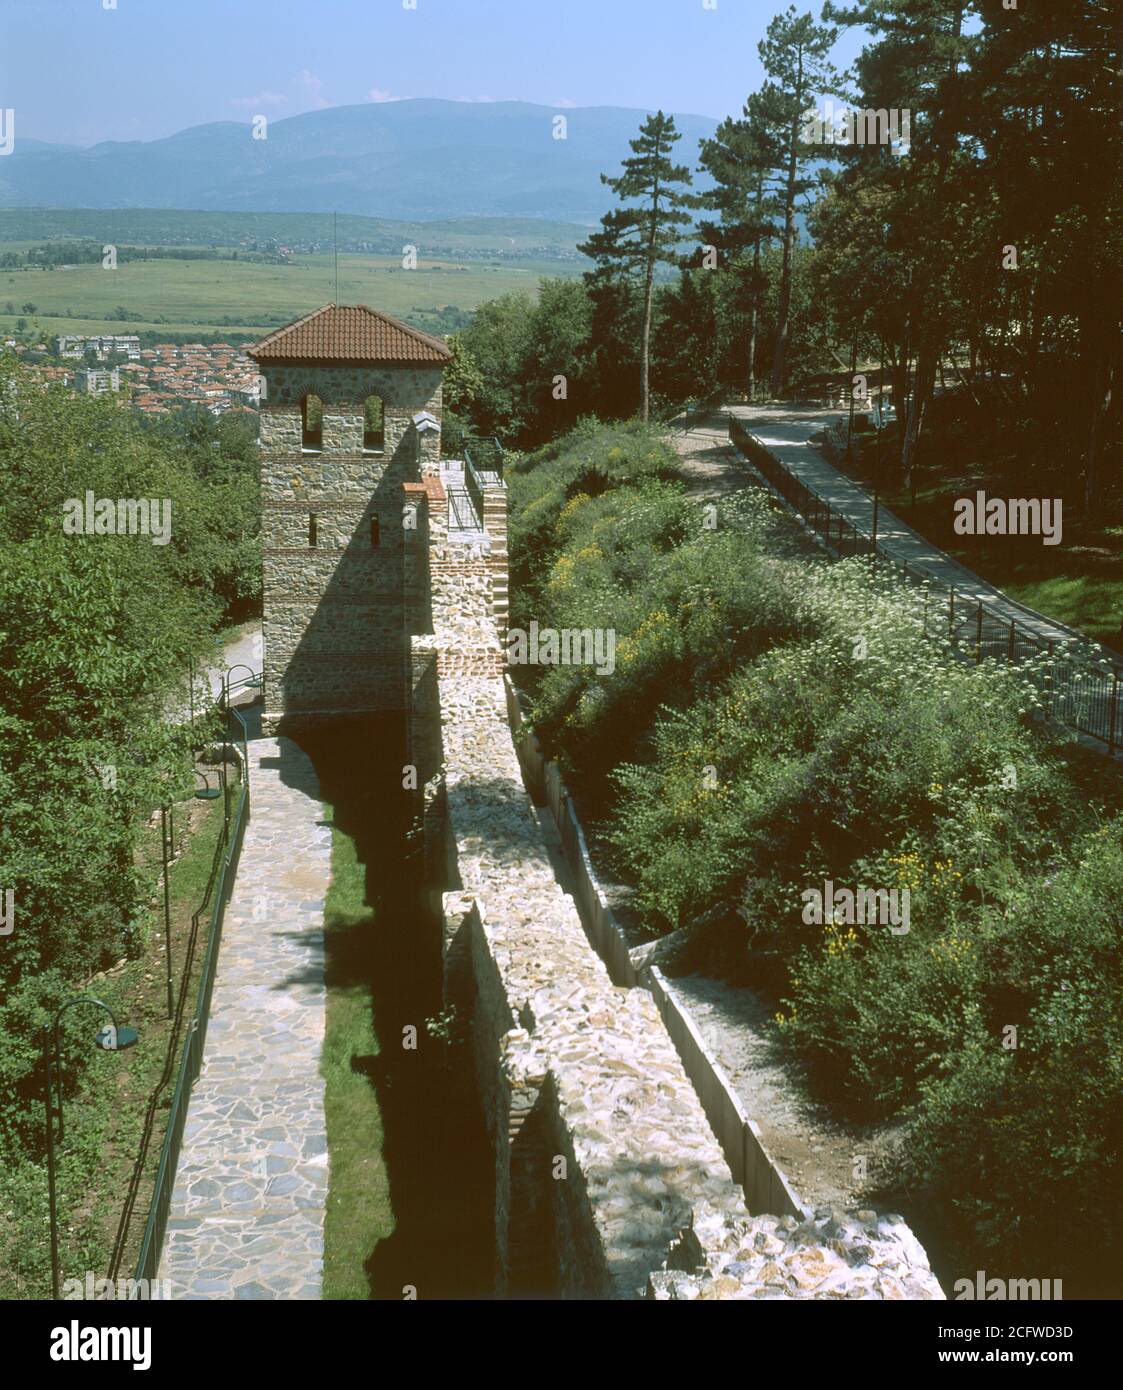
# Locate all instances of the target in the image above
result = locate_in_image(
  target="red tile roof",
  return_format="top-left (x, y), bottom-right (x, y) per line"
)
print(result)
top-left (248, 303), bottom-right (451, 366)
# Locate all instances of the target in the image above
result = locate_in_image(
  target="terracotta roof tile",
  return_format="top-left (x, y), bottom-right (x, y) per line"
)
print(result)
top-left (248, 302), bottom-right (451, 365)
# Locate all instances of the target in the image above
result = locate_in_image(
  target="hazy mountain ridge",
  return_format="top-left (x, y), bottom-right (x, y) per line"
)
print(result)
top-left (0, 99), bottom-right (720, 222)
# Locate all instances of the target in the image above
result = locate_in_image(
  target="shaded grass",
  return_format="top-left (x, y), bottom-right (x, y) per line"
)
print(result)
top-left (303, 716), bottom-right (495, 1301)
top-left (320, 791), bottom-right (394, 1300)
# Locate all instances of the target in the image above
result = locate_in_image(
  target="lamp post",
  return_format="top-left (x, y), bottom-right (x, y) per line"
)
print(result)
top-left (223, 663), bottom-right (259, 822)
top-left (222, 664), bottom-right (261, 711)
top-left (43, 998), bottom-right (139, 1299)
top-left (194, 770), bottom-right (222, 801)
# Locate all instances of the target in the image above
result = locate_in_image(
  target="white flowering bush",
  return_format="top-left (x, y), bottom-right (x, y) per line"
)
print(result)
top-left (510, 421), bottom-right (1123, 1283)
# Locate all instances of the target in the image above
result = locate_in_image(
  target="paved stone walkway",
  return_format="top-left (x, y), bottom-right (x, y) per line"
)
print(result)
top-left (726, 402), bottom-right (1084, 646)
top-left (159, 736), bottom-right (332, 1300)
top-left (667, 412), bottom-right (751, 503)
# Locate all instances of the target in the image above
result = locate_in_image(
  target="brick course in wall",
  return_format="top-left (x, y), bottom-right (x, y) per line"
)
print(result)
top-left (250, 329), bottom-right (445, 732)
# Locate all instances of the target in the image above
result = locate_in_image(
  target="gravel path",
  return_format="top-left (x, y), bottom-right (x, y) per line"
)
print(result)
top-left (667, 412), bottom-right (754, 502)
top-left (668, 974), bottom-right (894, 1211)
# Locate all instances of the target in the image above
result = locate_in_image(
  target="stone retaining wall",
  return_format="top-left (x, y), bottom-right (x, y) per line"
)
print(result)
top-left (406, 444), bottom-right (945, 1301)
top-left (432, 676), bottom-right (750, 1296)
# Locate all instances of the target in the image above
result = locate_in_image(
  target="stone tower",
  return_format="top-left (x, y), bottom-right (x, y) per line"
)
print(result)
top-left (249, 303), bottom-right (451, 732)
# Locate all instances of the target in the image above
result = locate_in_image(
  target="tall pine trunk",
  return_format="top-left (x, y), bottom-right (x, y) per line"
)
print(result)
top-left (640, 258), bottom-right (655, 422)
top-left (1082, 337), bottom-right (1116, 517)
top-left (901, 343), bottom-right (938, 491)
top-left (748, 238), bottom-right (761, 401)
top-left (770, 130), bottom-right (799, 397)
top-left (770, 53), bottom-right (803, 399)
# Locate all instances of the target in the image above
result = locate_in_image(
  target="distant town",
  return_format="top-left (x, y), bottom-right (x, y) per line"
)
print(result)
top-left (3, 332), bottom-right (260, 416)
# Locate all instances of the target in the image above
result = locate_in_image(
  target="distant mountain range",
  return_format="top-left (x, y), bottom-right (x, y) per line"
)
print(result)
top-left (0, 100), bottom-right (720, 224)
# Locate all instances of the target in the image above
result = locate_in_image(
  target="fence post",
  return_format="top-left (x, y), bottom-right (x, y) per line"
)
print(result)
top-left (976, 603), bottom-right (984, 664)
top-left (1110, 671), bottom-right (1119, 757)
top-left (824, 502), bottom-right (831, 543)
top-left (949, 588), bottom-right (955, 638)
top-left (1008, 621), bottom-right (1016, 663)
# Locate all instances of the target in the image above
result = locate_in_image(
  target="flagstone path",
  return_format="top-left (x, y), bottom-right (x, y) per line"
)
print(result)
top-left (158, 736), bottom-right (332, 1300)
top-left (725, 402), bottom-right (1083, 647)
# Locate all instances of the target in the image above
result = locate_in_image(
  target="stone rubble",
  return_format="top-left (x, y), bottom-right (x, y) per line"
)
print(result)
top-left (649, 1203), bottom-right (945, 1300)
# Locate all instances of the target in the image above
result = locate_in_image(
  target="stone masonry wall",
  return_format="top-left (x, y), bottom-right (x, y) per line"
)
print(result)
top-left (257, 363), bottom-right (443, 731)
top-left (408, 478), bottom-right (945, 1301)
top-left (409, 490), bottom-right (754, 1294)
top-left (432, 674), bottom-right (750, 1297)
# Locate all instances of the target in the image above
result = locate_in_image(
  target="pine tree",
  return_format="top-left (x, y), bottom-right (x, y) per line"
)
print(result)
top-left (696, 99), bottom-right (784, 401)
top-left (823, 0), bottom-right (980, 486)
top-left (961, 0), bottom-right (1122, 514)
top-left (580, 111), bottom-right (695, 422)
top-left (759, 6), bottom-right (846, 397)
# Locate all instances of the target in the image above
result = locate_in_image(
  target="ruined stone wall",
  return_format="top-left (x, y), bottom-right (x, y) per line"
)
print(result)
top-left (423, 480), bottom-right (506, 680)
top-left (430, 674), bottom-right (749, 1297)
top-left (257, 364), bottom-right (443, 731)
top-left (407, 478), bottom-right (944, 1301)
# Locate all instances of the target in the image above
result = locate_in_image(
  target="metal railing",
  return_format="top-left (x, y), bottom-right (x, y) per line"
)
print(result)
top-left (463, 435), bottom-right (505, 483)
top-left (462, 456), bottom-right (486, 529)
top-left (728, 414), bottom-right (1123, 756)
top-left (131, 698), bottom-right (250, 1287)
top-left (447, 483), bottom-right (482, 533)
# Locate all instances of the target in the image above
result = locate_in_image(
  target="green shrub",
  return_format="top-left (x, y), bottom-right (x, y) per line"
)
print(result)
top-left (509, 418), bottom-right (1123, 1280)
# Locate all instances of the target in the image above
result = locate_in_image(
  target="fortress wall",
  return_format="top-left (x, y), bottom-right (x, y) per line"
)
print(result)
top-left (257, 365), bottom-right (443, 731)
top-left (406, 475), bottom-right (945, 1300)
top-left (423, 656), bottom-right (751, 1296)
top-left (405, 474), bottom-right (751, 1293)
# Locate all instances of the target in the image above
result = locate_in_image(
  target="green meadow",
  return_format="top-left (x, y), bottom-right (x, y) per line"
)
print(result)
top-left (0, 249), bottom-right (584, 339)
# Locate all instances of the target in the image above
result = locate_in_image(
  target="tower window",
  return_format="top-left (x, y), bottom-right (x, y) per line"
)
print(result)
top-left (370, 515), bottom-right (380, 547)
top-left (363, 394), bottom-right (385, 452)
top-left (309, 512), bottom-right (318, 547)
top-left (302, 393), bottom-right (323, 451)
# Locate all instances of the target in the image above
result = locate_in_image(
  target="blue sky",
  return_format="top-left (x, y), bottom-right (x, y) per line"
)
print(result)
top-left (1, 0), bottom-right (869, 147)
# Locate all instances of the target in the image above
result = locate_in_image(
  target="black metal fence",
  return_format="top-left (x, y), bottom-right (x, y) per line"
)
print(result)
top-left (131, 701), bottom-right (250, 1287)
top-left (463, 434), bottom-right (505, 482)
top-left (728, 415), bottom-right (1123, 756)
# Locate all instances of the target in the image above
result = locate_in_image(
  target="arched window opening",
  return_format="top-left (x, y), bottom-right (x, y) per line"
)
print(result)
top-left (370, 515), bottom-right (380, 547)
top-left (363, 394), bottom-right (385, 452)
top-left (308, 512), bottom-right (318, 547)
top-left (302, 393), bottom-right (323, 451)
